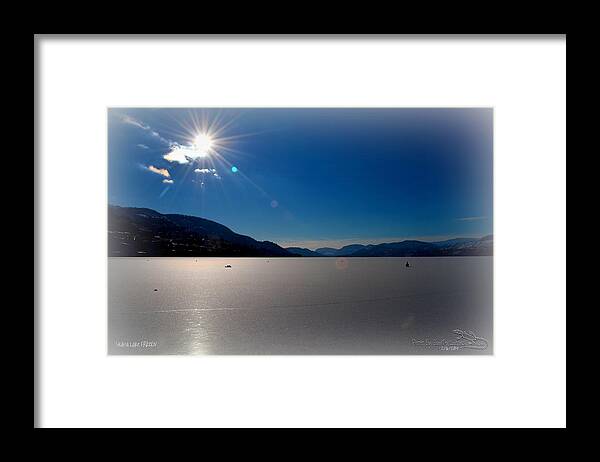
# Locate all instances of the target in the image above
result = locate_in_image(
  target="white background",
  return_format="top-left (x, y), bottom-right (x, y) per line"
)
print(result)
top-left (37, 36), bottom-right (566, 428)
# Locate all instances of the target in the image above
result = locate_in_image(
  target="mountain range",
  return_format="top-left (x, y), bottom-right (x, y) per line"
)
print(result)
top-left (289, 235), bottom-right (493, 257)
top-left (109, 205), bottom-right (292, 257)
top-left (108, 205), bottom-right (492, 257)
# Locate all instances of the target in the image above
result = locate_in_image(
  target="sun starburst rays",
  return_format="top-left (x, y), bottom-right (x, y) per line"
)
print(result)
top-left (159, 110), bottom-right (244, 168)
top-left (150, 110), bottom-right (281, 206)
top-left (120, 108), bottom-right (288, 220)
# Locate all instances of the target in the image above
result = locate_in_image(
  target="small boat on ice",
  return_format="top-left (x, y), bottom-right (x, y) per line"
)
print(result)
top-left (225, 264), bottom-right (232, 268)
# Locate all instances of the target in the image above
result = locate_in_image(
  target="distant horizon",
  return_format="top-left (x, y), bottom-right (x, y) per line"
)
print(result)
top-left (109, 108), bottom-right (493, 249)
top-left (108, 202), bottom-right (491, 251)
top-left (277, 234), bottom-right (492, 251)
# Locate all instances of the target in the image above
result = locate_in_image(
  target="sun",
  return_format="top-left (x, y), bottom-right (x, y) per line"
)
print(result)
top-left (192, 133), bottom-right (214, 157)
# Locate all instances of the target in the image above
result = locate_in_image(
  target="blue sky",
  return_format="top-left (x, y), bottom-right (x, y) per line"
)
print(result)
top-left (108, 108), bottom-right (492, 249)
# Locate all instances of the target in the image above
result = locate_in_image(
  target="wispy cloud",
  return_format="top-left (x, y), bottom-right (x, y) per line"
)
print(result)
top-left (150, 130), bottom-right (171, 144)
top-left (164, 145), bottom-right (195, 164)
top-left (119, 114), bottom-right (172, 146)
top-left (194, 167), bottom-right (221, 179)
top-left (136, 144), bottom-right (149, 149)
top-left (163, 143), bottom-right (214, 165)
top-left (121, 114), bottom-right (150, 130)
top-left (147, 165), bottom-right (170, 178)
top-left (162, 179), bottom-right (174, 184)
top-left (456, 216), bottom-right (487, 222)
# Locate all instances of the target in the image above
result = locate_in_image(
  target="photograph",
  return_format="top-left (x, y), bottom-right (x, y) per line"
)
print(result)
top-left (108, 108), bottom-right (493, 355)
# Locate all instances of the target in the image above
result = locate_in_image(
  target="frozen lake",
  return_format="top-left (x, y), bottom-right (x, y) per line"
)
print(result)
top-left (108, 257), bottom-right (493, 355)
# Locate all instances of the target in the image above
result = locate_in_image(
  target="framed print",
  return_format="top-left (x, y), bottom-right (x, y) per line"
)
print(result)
top-left (35, 35), bottom-right (566, 428)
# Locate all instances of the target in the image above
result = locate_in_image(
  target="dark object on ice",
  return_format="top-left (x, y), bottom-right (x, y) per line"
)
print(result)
top-left (405, 261), bottom-right (410, 267)
top-left (225, 264), bottom-right (232, 268)
top-left (153, 288), bottom-right (158, 291)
